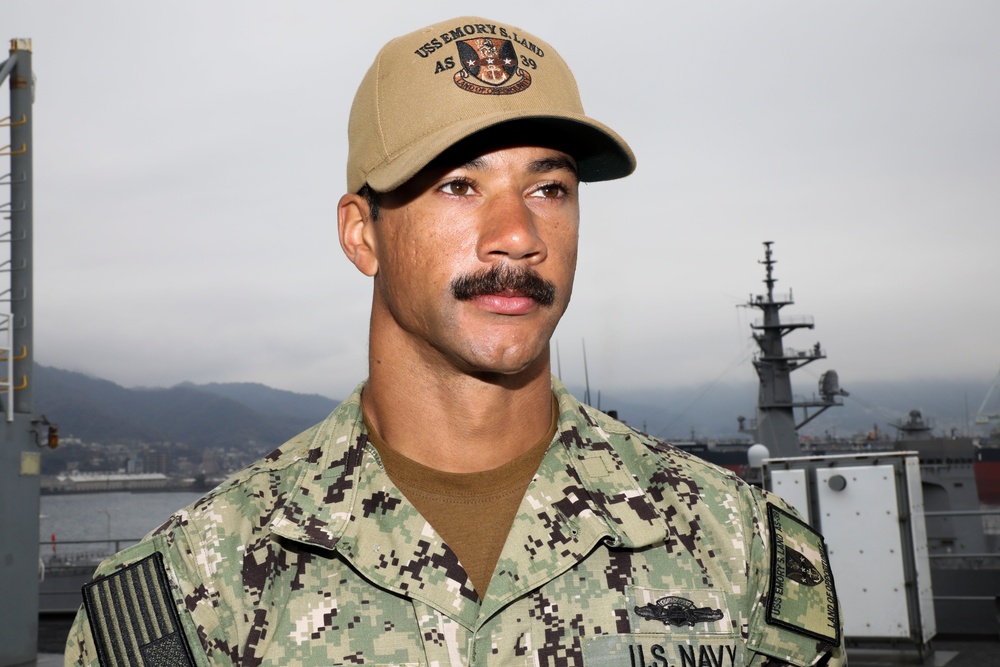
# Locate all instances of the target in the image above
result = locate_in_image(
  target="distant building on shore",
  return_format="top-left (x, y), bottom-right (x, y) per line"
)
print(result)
top-left (41, 471), bottom-right (192, 494)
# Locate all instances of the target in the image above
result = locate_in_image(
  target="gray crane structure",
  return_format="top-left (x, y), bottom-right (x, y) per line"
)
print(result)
top-left (1, 37), bottom-right (56, 667)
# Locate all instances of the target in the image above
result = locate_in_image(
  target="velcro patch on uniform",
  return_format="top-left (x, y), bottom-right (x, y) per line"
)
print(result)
top-left (765, 504), bottom-right (840, 645)
top-left (83, 552), bottom-right (196, 667)
top-left (585, 634), bottom-right (738, 667)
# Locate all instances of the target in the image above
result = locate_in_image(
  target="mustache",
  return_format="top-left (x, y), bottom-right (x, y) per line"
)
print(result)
top-left (451, 264), bottom-right (556, 306)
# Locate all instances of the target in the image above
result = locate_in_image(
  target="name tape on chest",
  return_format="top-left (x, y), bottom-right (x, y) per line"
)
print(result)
top-left (82, 551), bottom-right (197, 667)
top-left (585, 634), bottom-right (738, 667)
top-left (765, 504), bottom-right (840, 645)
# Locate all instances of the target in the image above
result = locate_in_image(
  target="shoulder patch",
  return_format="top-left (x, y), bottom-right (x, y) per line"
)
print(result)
top-left (83, 551), bottom-right (197, 667)
top-left (765, 503), bottom-right (840, 645)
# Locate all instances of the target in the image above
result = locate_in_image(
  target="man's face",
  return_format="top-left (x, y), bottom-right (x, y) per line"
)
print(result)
top-left (366, 144), bottom-right (580, 378)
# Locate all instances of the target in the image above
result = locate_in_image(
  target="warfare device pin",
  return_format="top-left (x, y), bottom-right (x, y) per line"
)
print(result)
top-left (634, 596), bottom-right (725, 627)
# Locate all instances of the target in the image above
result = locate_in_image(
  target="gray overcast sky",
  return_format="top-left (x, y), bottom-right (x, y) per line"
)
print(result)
top-left (3, 1), bottom-right (998, 402)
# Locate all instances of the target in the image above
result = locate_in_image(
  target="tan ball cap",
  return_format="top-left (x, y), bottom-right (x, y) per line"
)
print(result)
top-left (347, 16), bottom-right (637, 193)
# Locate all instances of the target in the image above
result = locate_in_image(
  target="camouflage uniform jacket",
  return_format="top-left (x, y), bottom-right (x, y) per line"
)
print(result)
top-left (66, 379), bottom-right (846, 667)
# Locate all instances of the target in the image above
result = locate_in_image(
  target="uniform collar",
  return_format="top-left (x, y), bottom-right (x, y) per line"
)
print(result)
top-left (269, 378), bottom-right (667, 626)
top-left (547, 377), bottom-right (667, 550)
top-left (268, 382), bottom-right (369, 551)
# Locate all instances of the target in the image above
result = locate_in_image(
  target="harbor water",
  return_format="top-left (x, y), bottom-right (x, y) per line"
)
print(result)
top-left (38, 490), bottom-right (205, 616)
top-left (40, 490), bottom-right (204, 552)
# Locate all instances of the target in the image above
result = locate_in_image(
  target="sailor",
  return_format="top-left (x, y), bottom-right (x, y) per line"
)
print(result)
top-left (65, 16), bottom-right (846, 667)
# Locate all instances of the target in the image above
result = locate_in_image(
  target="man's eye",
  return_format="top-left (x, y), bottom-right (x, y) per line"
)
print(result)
top-left (530, 184), bottom-right (567, 199)
top-left (441, 180), bottom-right (474, 196)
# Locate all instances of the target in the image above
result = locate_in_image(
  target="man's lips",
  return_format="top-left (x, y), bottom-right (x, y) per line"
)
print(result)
top-left (469, 292), bottom-right (539, 315)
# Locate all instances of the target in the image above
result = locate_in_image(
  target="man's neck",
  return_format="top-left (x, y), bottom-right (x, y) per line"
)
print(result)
top-left (362, 347), bottom-right (554, 474)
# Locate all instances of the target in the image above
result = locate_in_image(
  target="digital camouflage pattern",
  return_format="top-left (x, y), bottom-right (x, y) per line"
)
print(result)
top-left (65, 379), bottom-right (846, 667)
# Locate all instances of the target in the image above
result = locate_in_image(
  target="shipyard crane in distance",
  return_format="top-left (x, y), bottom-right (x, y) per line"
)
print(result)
top-left (975, 365), bottom-right (1000, 427)
top-left (0, 37), bottom-right (52, 667)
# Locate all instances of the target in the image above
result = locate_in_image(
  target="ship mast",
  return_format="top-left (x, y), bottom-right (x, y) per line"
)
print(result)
top-left (743, 242), bottom-right (847, 457)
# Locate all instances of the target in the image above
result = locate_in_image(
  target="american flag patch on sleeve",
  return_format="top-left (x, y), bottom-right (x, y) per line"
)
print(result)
top-left (82, 551), bottom-right (197, 667)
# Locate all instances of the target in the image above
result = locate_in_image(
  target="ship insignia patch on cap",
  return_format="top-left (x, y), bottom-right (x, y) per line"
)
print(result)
top-left (634, 596), bottom-right (725, 627)
top-left (454, 38), bottom-right (531, 95)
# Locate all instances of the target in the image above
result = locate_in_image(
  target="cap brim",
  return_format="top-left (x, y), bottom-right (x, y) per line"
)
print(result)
top-left (361, 112), bottom-right (636, 193)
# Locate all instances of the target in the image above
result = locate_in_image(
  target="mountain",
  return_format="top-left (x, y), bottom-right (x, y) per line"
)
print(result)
top-left (31, 363), bottom-right (990, 451)
top-left (177, 381), bottom-right (337, 421)
top-left (34, 364), bottom-right (337, 450)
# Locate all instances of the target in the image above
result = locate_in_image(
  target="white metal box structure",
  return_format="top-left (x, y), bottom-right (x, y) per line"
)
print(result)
top-left (764, 452), bottom-right (935, 650)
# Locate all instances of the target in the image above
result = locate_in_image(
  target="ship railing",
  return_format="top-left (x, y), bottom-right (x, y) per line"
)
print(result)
top-left (749, 292), bottom-right (794, 305)
top-left (39, 537), bottom-right (140, 568)
top-left (38, 538), bottom-right (141, 614)
top-left (37, 539), bottom-right (139, 614)
top-left (924, 507), bottom-right (1000, 574)
top-left (781, 347), bottom-right (824, 360)
top-left (751, 315), bottom-right (815, 328)
top-left (925, 508), bottom-right (1000, 536)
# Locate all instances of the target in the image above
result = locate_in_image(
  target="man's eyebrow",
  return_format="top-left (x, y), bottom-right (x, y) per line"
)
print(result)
top-left (459, 156), bottom-right (488, 171)
top-left (529, 155), bottom-right (578, 176)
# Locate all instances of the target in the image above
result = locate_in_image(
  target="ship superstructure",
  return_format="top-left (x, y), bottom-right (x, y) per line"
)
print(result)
top-left (741, 242), bottom-right (848, 457)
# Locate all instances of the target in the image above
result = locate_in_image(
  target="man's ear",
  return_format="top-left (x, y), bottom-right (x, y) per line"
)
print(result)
top-left (338, 193), bottom-right (379, 277)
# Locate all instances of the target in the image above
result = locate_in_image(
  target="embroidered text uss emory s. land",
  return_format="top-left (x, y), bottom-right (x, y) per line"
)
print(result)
top-left (766, 504), bottom-right (840, 645)
top-left (416, 22), bottom-right (545, 90)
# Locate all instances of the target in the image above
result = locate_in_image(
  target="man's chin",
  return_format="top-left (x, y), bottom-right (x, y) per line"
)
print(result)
top-left (453, 347), bottom-right (551, 384)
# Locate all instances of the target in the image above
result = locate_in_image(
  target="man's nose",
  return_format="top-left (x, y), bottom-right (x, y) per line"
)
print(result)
top-left (476, 192), bottom-right (547, 264)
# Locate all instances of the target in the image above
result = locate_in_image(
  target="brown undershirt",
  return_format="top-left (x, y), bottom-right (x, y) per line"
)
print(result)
top-left (363, 397), bottom-right (558, 600)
